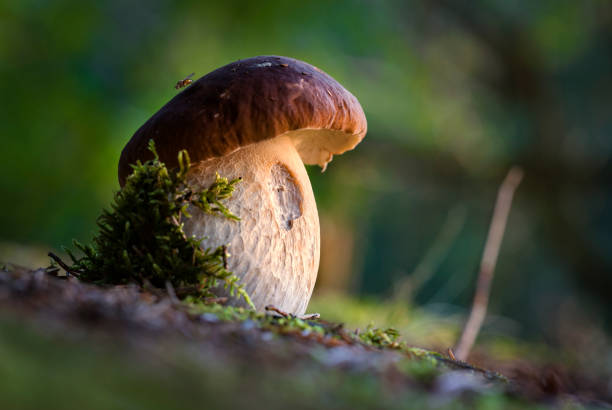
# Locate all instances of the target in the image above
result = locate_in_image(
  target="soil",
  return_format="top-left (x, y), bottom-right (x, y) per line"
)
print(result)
top-left (0, 265), bottom-right (609, 409)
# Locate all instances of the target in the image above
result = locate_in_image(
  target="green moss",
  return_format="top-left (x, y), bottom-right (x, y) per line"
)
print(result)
top-left (190, 301), bottom-right (393, 345)
top-left (358, 325), bottom-right (401, 349)
top-left (187, 301), bottom-right (329, 337)
top-left (62, 141), bottom-right (252, 307)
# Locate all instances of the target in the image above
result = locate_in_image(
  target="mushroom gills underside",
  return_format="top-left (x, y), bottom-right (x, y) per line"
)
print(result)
top-left (282, 128), bottom-right (363, 171)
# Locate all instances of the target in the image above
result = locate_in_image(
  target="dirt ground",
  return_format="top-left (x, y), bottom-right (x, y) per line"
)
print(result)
top-left (0, 265), bottom-right (609, 409)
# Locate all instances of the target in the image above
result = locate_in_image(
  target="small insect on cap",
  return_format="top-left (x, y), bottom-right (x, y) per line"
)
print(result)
top-left (118, 55), bottom-right (367, 185)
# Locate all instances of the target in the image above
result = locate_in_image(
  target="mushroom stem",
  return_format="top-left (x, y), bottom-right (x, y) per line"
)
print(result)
top-left (183, 136), bottom-right (320, 315)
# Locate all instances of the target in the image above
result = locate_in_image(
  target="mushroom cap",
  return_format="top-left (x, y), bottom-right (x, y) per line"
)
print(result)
top-left (119, 55), bottom-right (367, 185)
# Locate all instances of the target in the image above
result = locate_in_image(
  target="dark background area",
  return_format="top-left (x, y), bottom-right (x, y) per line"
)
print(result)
top-left (1, 0), bottom-right (611, 351)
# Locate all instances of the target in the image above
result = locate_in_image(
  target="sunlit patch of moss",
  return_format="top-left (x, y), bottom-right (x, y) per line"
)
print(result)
top-left (191, 300), bottom-right (408, 347)
top-left (358, 325), bottom-right (402, 349)
top-left (188, 300), bottom-right (258, 321)
top-left (187, 300), bottom-right (329, 337)
top-left (60, 141), bottom-right (252, 307)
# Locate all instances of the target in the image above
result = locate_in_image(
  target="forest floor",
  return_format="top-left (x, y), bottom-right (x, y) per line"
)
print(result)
top-left (0, 265), bottom-right (610, 410)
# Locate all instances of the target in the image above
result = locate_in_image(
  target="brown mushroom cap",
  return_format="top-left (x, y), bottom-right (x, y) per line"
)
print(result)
top-left (118, 55), bottom-right (367, 185)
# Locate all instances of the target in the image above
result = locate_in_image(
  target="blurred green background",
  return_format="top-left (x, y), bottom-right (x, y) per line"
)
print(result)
top-left (1, 0), bottom-right (611, 352)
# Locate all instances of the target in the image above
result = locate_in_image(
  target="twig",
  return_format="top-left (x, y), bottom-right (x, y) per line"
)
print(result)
top-left (454, 166), bottom-right (524, 361)
top-left (47, 252), bottom-right (82, 278)
top-left (265, 305), bottom-right (291, 318)
top-left (265, 305), bottom-right (321, 321)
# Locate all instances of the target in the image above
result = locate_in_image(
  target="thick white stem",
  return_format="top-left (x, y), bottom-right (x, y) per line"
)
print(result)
top-left (184, 136), bottom-right (320, 315)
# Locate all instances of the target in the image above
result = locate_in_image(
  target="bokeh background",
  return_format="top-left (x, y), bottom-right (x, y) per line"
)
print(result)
top-left (1, 0), bottom-right (611, 363)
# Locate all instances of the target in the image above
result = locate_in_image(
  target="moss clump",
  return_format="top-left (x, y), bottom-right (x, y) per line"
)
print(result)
top-left (188, 301), bottom-right (326, 334)
top-left (63, 141), bottom-right (252, 306)
top-left (358, 326), bottom-right (402, 349)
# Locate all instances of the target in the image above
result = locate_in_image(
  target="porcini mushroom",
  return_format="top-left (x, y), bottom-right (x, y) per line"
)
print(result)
top-left (119, 56), bottom-right (367, 314)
